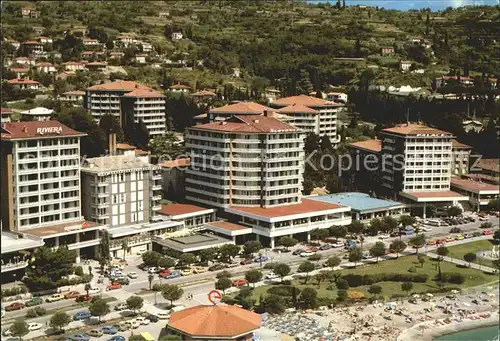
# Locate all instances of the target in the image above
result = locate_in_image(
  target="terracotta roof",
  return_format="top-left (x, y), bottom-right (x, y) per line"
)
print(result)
top-left (86, 62), bottom-right (106, 66)
top-left (327, 92), bottom-right (347, 95)
top-left (62, 61), bottom-right (84, 65)
top-left (450, 177), bottom-right (499, 193)
top-left (1, 108), bottom-right (13, 114)
top-left (192, 115), bottom-right (300, 134)
top-left (122, 89), bottom-right (165, 98)
top-left (169, 83), bottom-right (191, 89)
top-left (192, 90), bottom-right (216, 97)
top-left (168, 305), bottom-right (260, 338)
top-left (229, 198), bottom-right (345, 219)
top-left (116, 143), bottom-right (137, 150)
top-left (22, 220), bottom-right (99, 237)
top-left (452, 139), bottom-right (472, 149)
top-left (276, 103), bottom-right (319, 115)
top-left (15, 57), bottom-right (33, 61)
top-left (87, 81), bottom-right (151, 92)
top-left (158, 203), bottom-right (212, 217)
top-left (1, 121), bottom-right (86, 140)
top-left (158, 158), bottom-right (190, 168)
top-left (110, 52), bottom-right (124, 55)
top-left (209, 101), bottom-right (274, 114)
top-left (23, 40), bottom-right (41, 45)
top-left (466, 173), bottom-right (499, 184)
top-left (194, 113), bottom-right (208, 119)
top-left (207, 221), bottom-right (248, 231)
top-left (382, 123), bottom-right (452, 136)
top-left (440, 75), bottom-right (473, 81)
top-left (349, 139), bottom-right (382, 153)
top-left (62, 90), bottom-right (85, 95)
top-left (10, 67), bottom-right (29, 72)
top-left (36, 62), bottom-right (54, 67)
top-left (135, 149), bottom-right (149, 156)
top-left (7, 79), bottom-right (39, 84)
top-left (477, 159), bottom-right (499, 173)
top-left (271, 95), bottom-right (338, 108)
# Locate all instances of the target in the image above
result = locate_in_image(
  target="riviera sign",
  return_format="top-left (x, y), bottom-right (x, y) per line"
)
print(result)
top-left (36, 127), bottom-right (62, 135)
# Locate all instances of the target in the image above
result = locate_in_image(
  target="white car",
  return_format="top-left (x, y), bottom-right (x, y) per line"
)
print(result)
top-left (147, 267), bottom-right (157, 274)
top-left (130, 320), bottom-right (141, 329)
top-left (27, 323), bottom-right (43, 331)
top-left (264, 272), bottom-right (279, 280)
top-left (135, 316), bottom-right (150, 325)
top-left (156, 311), bottom-right (170, 319)
top-left (2, 329), bottom-right (12, 336)
top-left (127, 272), bottom-right (138, 279)
top-left (378, 234), bottom-right (391, 239)
top-left (419, 226), bottom-right (432, 232)
top-left (114, 303), bottom-right (128, 311)
top-left (332, 242), bottom-right (344, 248)
top-left (300, 252), bottom-right (315, 257)
top-left (137, 249), bottom-right (147, 255)
top-left (88, 288), bottom-right (101, 295)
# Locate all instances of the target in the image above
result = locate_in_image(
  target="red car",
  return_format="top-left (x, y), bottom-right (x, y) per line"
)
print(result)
top-left (308, 247), bottom-right (319, 252)
top-left (5, 302), bottom-right (25, 311)
top-left (107, 282), bottom-right (121, 290)
top-left (232, 279), bottom-right (248, 287)
top-left (483, 230), bottom-right (492, 235)
top-left (75, 295), bottom-right (92, 302)
top-left (240, 258), bottom-right (253, 265)
top-left (159, 270), bottom-right (171, 278)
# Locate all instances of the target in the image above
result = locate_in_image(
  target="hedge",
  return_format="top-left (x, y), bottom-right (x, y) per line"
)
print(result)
top-left (439, 273), bottom-right (465, 284)
top-left (341, 273), bottom-right (428, 287)
top-left (267, 285), bottom-right (300, 297)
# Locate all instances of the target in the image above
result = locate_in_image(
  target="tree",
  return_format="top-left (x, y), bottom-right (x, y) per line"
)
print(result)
top-left (308, 254), bottom-right (322, 263)
top-left (215, 277), bottom-right (232, 293)
top-left (480, 222), bottom-right (492, 229)
top-left (300, 287), bottom-right (317, 309)
top-left (279, 236), bottom-right (298, 250)
top-left (436, 246), bottom-right (449, 280)
top-left (336, 279), bottom-right (350, 290)
top-left (245, 269), bottom-right (263, 287)
top-left (84, 283), bottom-right (92, 297)
top-left (336, 289), bottom-right (348, 302)
top-left (160, 336), bottom-right (182, 341)
top-left (263, 294), bottom-right (286, 314)
top-left (142, 251), bottom-right (162, 267)
top-left (381, 216), bottom-right (398, 233)
top-left (120, 239), bottom-right (128, 261)
top-left (243, 240), bottom-right (262, 257)
top-left (369, 218), bottom-right (382, 236)
top-left (401, 282), bottom-right (413, 296)
top-left (161, 284), bottom-right (184, 306)
top-left (369, 242), bottom-right (386, 262)
top-left (158, 257), bottom-right (176, 269)
top-left (447, 206), bottom-right (462, 217)
top-left (493, 230), bottom-right (500, 245)
top-left (390, 240), bottom-right (407, 258)
top-left (297, 69), bottom-right (313, 95)
top-left (199, 248), bottom-right (217, 264)
top-left (368, 284), bottom-right (382, 298)
top-left (216, 270), bottom-right (232, 279)
top-left (313, 272), bottom-right (326, 287)
top-left (50, 311), bottom-right (71, 331)
top-left (298, 261), bottom-right (315, 283)
top-left (273, 263), bottom-right (291, 283)
top-left (463, 252), bottom-right (477, 268)
top-left (399, 215), bottom-right (416, 228)
top-left (99, 114), bottom-right (124, 143)
top-left (148, 133), bottom-right (184, 159)
top-left (9, 321), bottom-right (29, 341)
top-left (325, 255), bottom-right (341, 268)
top-left (348, 221), bottom-right (364, 235)
top-left (98, 231), bottom-right (111, 269)
top-left (152, 283), bottom-right (162, 305)
top-left (329, 225), bottom-right (347, 238)
top-left (219, 244), bottom-right (240, 262)
top-left (409, 234), bottom-right (426, 254)
top-left (126, 296), bottom-right (144, 314)
top-left (89, 297), bottom-right (110, 322)
top-left (178, 253), bottom-right (197, 267)
top-left (348, 247), bottom-right (363, 267)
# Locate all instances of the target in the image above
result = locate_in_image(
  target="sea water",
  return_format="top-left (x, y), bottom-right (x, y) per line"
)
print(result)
top-left (434, 326), bottom-right (499, 341)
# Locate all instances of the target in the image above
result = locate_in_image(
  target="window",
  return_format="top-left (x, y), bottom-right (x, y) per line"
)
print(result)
top-left (113, 195), bottom-right (117, 204)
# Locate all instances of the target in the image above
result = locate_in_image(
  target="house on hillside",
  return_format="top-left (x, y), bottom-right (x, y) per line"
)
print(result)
top-left (21, 107), bottom-right (54, 121)
top-left (62, 61), bottom-right (86, 71)
top-left (7, 79), bottom-right (40, 90)
top-left (171, 32), bottom-right (183, 40)
top-left (1, 108), bottom-right (13, 123)
top-left (134, 54), bottom-right (147, 64)
top-left (39, 36), bottom-right (53, 44)
top-left (380, 47), bottom-right (394, 55)
top-left (159, 11), bottom-right (170, 19)
top-left (10, 67), bottom-right (29, 79)
top-left (22, 41), bottom-right (43, 55)
top-left (169, 83), bottom-right (191, 93)
top-left (85, 62), bottom-right (106, 72)
top-left (35, 62), bottom-right (57, 74)
top-left (399, 60), bottom-right (412, 72)
top-left (61, 91), bottom-right (85, 105)
top-left (21, 6), bottom-right (40, 18)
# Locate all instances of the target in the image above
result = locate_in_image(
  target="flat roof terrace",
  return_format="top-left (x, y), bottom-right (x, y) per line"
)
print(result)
top-left (153, 233), bottom-right (234, 253)
top-left (1, 231), bottom-right (44, 254)
top-left (308, 192), bottom-right (405, 214)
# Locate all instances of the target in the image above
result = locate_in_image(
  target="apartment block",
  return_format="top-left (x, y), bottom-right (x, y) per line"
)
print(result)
top-left (451, 139), bottom-right (472, 176)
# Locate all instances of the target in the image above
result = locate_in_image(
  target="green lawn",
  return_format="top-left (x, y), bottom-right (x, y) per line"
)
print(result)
top-left (247, 255), bottom-right (499, 303)
top-left (446, 240), bottom-right (496, 269)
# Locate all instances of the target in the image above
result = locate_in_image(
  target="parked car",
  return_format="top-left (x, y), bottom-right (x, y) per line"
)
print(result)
top-left (73, 311), bottom-right (92, 320)
top-left (208, 263), bottom-right (226, 271)
top-left (159, 270), bottom-right (172, 278)
top-left (378, 234), bottom-right (391, 239)
top-left (264, 272), bottom-right (279, 280)
top-left (129, 320), bottom-right (140, 329)
top-left (483, 230), bottom-right (493, 235)
top-left (240, 258), bottom-right (253, 265)
top-left (114, 303), bottom-right (128, 311)
top-left (25, 297), bottom-right (43, 307)
top-left (27, 323), bottom-right (43, 331)
top-left (156, 311), bottom-right (170, 319)
top-left (472, 231), bottom-right (483, 237)
top-left (146, 314), bottom-right (159, 323)
top-left (331, 241), bottom-right (344, 248)
top-left (292, 249), bottom-right (306, 255)
top-left (64, 291), bottom-right (81, 299)
top-left (455, 234), bottom-right (465, 240)
top-left (319, 244), bottom-right (332, 250)
top-left (135, 316), bottom-right (150, 325)
top-left (445, 237), bottom-right (455, 242)
top-left (88, 330), bottom-right (103, 337)
top-left (463, 232), bottom-right (474, 239)
top-left (147, 267), bottom-right (158, 274)
top-left (87, 288), bottom-right (101, 295)
top-left (5, 302), bottom-right (25, 311)
top-left (254, 256), bottom-right (269, 263)
top-left (226, 262), bottom-right (239, 268)
top-left (192, 267), bottom-right (206, 274)
top-left (181, 269), bottom-right (193, 276)
top-left (127, 272), bottom-right (138, 279)
top-left (427, 239), bottom-right (437, 246)
top-left (107, 282), bottom-right (121, 290)
top-left (46, 294), bottom-right (65, 303)
top-left (419, 226), bottom-right (433, 232)
top-left (109, 277), bottom-right (129, 285)
top-left (100, 326), bottom-right (118, 335)
top-left (76, 295), bottom-right (92, 303)
top-left (109, 336), bottom-right (125, 341)
top-left (232, 279), bottom-right (248, 287)
top-left (68, 334), bottom-right (90, 341)
top-left (166, 271), bottom-right (181, 279)
top-left (300, 251), bottom-right (315, 257)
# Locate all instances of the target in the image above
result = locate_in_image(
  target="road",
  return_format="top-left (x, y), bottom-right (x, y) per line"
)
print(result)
top-left (2, 216), bottom-right (497, 333)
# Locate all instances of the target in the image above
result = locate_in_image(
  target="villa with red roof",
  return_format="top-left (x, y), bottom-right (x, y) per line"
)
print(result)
top-left (7, 78), bottom-right (40, 90)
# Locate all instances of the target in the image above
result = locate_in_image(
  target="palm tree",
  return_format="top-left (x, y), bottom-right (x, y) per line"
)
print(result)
top-left (121, 239), bottom-right (128, 260)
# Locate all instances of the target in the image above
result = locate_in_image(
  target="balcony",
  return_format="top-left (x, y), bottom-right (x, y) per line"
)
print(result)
top-left (110, 235), bottom-right (152, 250)
top-left (1, 261), bottom-right (28, 273)
top-left (152, 184), bottom-right (162, 190)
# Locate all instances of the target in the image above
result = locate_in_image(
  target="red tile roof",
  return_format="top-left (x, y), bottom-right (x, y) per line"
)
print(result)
top-left (10, 67), bottom-right (29, 72)
top-left (62, 61), bottom-right (84, 66)
top-left (121, 89), bottom-right (165, 98)
top-left (169, 83), bottom-right (191, 89)
top-left (229, 198), bottom-right (344, 218)
top-left (1, 108), bottom-right (13, 114)
top-left (452, 139), bottom-right (472, 149)
top-left (477, 159), bottom-right (499, 173)
top-left (192, 115), bottom-right (300, 134)
top-left (36, 62), bottom-right (54, 67)
top-left (349, 139), bottom-right (382, 153)
top-left (87, 81), bottom-right (151, 92)
top-left (23, 40), bottom-right (41, 45)
top-left (62, 90), bottom-right (85, 95)
top-left (158, 158), bottom-right (190, 168)
top-left (450, 177), bottom-right (499, 193)
top-left (209, 101), bottom-right (274, 114)
top-left (277, 103), bottom-right (319, 115)
top-left (207, 221), bottom-right (249, 231)
top-left (168, 305), bottom-right (260, 338)
top-left (116, 143), bottom-right (137, 150)
top-left (382, 123), bottom-right (452, 136)
top-left (134, 149), bottom-right (149, 156)
top-left (158, 203), bottom-right (211, 217)
top-left (192, 90), bottom-right (216, 97)
top-left (22, 220), bottom-right (99, 237)
top-left (271, 95), bottom-right (339, 108)
top-left (1, 121), bottom-right (86, 140)
top-left (7, 79), bottom-right (39, 84)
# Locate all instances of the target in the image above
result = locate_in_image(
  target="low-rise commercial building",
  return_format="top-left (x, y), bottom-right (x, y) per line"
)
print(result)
top-left (451, 176), bottom-right (499, 211)
top-left (20, 107), bottom-right (54, 121)
top-left (157, 203), bottom-right (216, 230)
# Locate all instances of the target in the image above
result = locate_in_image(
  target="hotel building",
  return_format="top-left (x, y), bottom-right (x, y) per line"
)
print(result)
top-left (85, 81), bottom-right (166, 136)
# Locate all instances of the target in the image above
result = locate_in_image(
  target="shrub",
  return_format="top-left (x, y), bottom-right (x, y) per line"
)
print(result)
top-left (35, 306), bottom-right (46, 316)
top-left (341, 273), bottom-right (428, 287)
top-left (26, 309), bottom-right (38, 318)
top-left (449, 227), bottom-right (461, 233)
top-left (74, 266), bottom-right (84, 277)
top-left (408, 267), bottom-right (417, 273)
top-left (341, 274), bottom-right (362, 287)
top-left (347, 290), bottom-right (365, 299)
top-left (336, 279), bottom-right (350, 290)
top-left (316, 296), bottom-right (335, 307)
top-left (221, 296), bottom-right (236, 305)
top-left (267, 285), bottom-right (300, 297)
top-left (1, 286), bottom-right (29, 298)
top-left (440, 273), bottom-right (465, 284)
top-left (362, 275), bottom-right (375, 285)
top-left (263, 262), bottom-right (278, 270)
